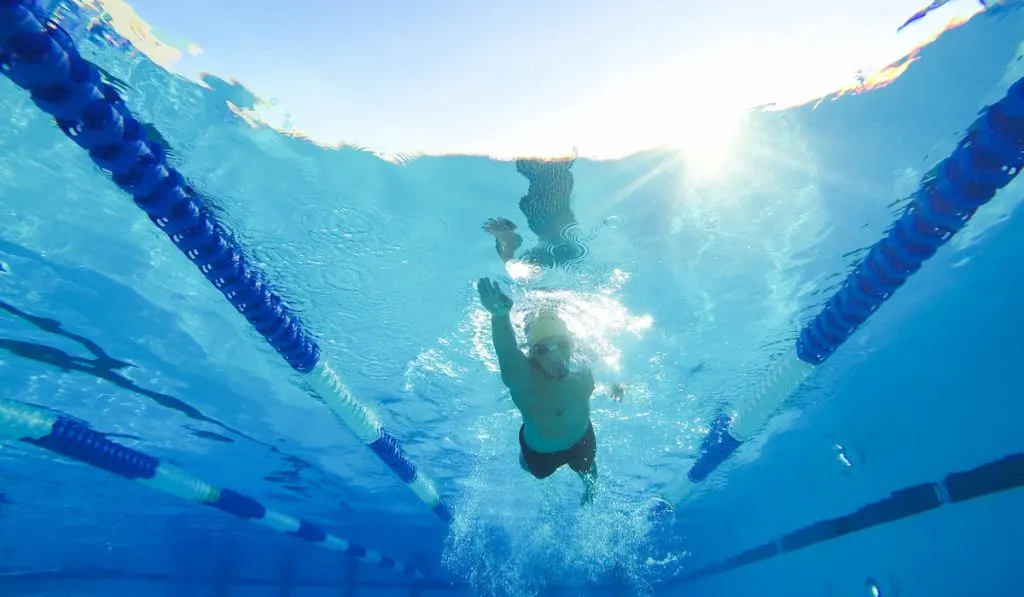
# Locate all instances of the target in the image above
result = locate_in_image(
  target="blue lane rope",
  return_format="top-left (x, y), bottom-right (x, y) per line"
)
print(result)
top-left (897, 0), bottom-right (990, 33)
top-left (656, 75), bottom-right (1024, 508)
top-left (0, 396), bottom-right (422, 578)
top-left (0, 0), bottom-right (450, 521)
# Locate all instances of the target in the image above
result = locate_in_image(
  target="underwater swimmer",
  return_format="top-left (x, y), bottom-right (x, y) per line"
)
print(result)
top-left (476, 277), bottom-right (624, 506)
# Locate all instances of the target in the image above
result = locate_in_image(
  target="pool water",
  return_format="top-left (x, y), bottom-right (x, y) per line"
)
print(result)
top-left (1, 1), bottom-right (1023, 596)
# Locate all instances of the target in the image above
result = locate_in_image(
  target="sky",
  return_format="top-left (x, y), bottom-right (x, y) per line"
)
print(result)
top-left (99, 0), bottom-right (985, 159)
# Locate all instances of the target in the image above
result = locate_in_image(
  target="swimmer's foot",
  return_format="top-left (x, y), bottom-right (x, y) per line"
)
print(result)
top-left (578, 464), bottom-right (598, 507)
top-left (580, 485), bottom-right (596, 507)
top-left (483, 217), bottom-right (522, 262)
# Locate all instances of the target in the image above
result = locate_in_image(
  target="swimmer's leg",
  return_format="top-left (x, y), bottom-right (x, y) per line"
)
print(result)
top-left (569, 421), bottom-right (598, 505)
top-left (578, 462), bottom-right (597, 506)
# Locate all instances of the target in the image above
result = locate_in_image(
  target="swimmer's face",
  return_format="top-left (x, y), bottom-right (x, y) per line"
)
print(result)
top-left (530, 335), bottom-right (572, 377)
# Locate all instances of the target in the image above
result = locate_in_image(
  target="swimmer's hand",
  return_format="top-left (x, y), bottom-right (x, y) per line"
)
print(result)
top-left (483, 218), bottom-right (522, 262)
top-left (477, 277), bottom-right (513, 316)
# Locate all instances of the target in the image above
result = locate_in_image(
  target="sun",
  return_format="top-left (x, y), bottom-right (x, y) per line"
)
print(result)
top-left (670, 106), bottom-right (748, 181)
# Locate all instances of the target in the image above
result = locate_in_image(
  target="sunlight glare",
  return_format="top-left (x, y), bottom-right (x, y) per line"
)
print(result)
top-left (672, 107), bottom-right (748, 181)
top-left (505, 259), bottom-right (539, 281)
top-left (528, 288), bottom-right (653, 375)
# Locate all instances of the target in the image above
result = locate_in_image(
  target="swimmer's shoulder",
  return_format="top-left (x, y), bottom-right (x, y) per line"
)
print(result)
top-left (508, 368), bottom-right (541, 408)
top-left (574, 366), bottom-right (595, 398)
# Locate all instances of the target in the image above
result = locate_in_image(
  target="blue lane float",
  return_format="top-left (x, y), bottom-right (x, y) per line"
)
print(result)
top-left (0, 396), bottom-right (422, 578)
top-left (660, 75), bottom-right (1024, 506)
top-left (897, 0), bottom-right (991, 32)
top-left (0, 0), bottom-right (450, 521)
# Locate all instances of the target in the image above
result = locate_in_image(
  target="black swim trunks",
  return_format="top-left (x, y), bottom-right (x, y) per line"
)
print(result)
top-left (519, 420), bottom-right (596, 479)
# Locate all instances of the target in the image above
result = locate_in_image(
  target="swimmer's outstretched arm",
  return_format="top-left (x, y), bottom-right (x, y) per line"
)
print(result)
top-left (491, 313), bottom-right (531, 391)
top-left (477, 278), bottom-right (530, 391)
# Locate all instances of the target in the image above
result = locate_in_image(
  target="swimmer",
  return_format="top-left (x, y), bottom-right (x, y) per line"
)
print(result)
top-left (483, 157), bottom-right (587, 268)
top-left (476, 277), bottom-right (623, 505)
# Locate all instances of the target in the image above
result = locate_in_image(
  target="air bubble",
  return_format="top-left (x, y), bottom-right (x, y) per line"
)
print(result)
top-left (603, 215), bottom-right (625, 228)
